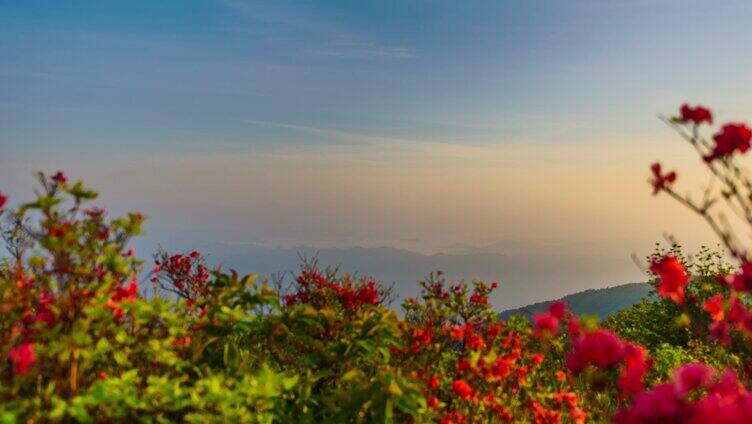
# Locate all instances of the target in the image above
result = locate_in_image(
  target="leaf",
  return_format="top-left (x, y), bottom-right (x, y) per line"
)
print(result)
top-left (223, 343), bottom-right (240, 370)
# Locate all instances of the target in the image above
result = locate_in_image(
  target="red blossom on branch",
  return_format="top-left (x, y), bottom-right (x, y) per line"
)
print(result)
top-left (679, 103), bottom-right (713, 125)
top-left (704, 123), bottom-right (752, 162)
top-left (51, 171), bottom-right (67, 184)
top-left (649, 163), bottom-right (677, 195)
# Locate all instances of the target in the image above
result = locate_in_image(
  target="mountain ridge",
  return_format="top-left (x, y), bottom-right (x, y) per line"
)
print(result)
top-left (498, 282), bottom-right (654, 320)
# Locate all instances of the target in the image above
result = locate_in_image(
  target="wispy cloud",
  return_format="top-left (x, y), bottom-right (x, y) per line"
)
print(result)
top-left (241, 119), bottom-right (457, 148)
top-left (216, 0), bottom-right (413, 61)
top-left (311, 40), bottom-right (414, 60)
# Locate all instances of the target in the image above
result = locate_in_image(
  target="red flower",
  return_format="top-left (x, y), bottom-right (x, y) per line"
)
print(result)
top-left (486, 323), bottom-right (503, 341)
top-left (450, 325), bottom-right (467, 341)
top-left (438, 412), bottom-right (466, 424)
top-left (0, 191), bottom-right (7, 209)
top-left (107, 281), bottom-right (139, 322)
top-left (8, 342), bottom-right (36, 375)
top-left (452, 379), bottom-right (474, 400)
top-left (469, 293), bottom-right (488, 305)
top-left (32, 292), bottom-right (56, 328)
top-left (491, 358), bottom-right (511, 379)
top-left (357, 281), bottom-right (380, 305)
top-left (705, 123), bottom-right (752, 162)
top-left (530, 353), bottom-right (544, 365)
top-left (427, 395), bottom-right (440, 409)
top-left (429, 374), bottom-right (440, 390)
top-left (113, 280), bottom-right (139, 302)
top-left (51, 171), bottom-right (67, 184)
top-left (457, 357), bottom-right (471, 373)
top-left (650, 256), bottom-right (689, 304)
top-left (703, 294), bottom-right (725, 322)
top-left (466, 333), bottom-right (485, 350)
top-left (679, 104), bottom-right (713, 125)
top-left (649, 163), bottom-right (677, 195)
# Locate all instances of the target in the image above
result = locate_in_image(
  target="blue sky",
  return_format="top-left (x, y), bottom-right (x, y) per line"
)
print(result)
top-left (2, 1), bottom-right (752, 258)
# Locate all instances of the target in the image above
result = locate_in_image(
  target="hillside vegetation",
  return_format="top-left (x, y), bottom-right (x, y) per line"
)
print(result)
top-left (499, 283), bottom-right (653, 320)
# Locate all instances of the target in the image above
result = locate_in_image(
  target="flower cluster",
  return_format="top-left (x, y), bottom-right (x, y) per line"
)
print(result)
top-left (566, 328), bottom-right (651, 398)
top-left (151, 249), bottom-right (211, 303)
top-left (400, 276), bottom-right (589, 423)
top-left (705, 123), bottom-right (752, 162)
top-left (283, 267), bottom-right (383, 313)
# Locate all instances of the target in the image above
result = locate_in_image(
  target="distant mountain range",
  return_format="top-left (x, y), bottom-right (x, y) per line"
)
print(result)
top-left (498, 282), bottom-right (655, 320)
top-left (198, 243), bottom-right (647, 310)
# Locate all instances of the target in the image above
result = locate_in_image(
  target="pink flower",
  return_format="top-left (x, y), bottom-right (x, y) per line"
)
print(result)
top-left (673, 363), bottom-right (715, 396)
top-left (725, 262), bottom-right (752, 292)
top-left (613, 383), bottom-right (681, 423)
top-left (533, 312), bottom-right (559, 338)
top-left (618, 344), bottom-right (651, 398)
top-left (8, 343), bottom-right (36, 375)
top-left (0, 191), bottom-right (7, 209)
top-left (566, 329), bottom-right (625, 374)
top-left (548, 300), bottom-right (568, 319)
top-left (709, 321), bottom-right (732, 346)
top-left (727, 297), bottom-right (749, 330)
top-left (567, 316), bottom-right (582, 337)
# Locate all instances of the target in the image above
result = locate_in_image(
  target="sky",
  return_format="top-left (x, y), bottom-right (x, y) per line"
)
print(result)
top-left (3, 0), bottom-right (752, 265)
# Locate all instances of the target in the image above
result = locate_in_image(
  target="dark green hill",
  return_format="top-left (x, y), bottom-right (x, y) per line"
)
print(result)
top-left (499, 282), bottom-right (654, 320)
